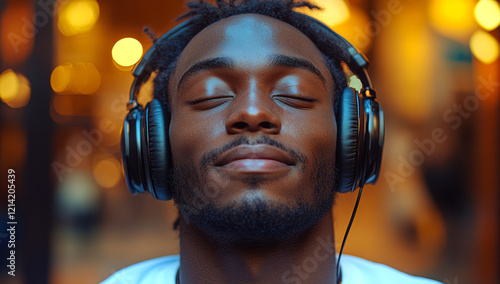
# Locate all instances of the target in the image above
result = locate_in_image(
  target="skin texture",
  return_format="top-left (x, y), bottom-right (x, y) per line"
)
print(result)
top-left (168, 14), bottom-right (339, 284)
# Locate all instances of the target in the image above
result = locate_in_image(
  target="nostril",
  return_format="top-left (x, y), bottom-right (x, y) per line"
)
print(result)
top-left (259, 122), bottom-right (273, 129)
top-left (233, 121), bottom-right (248, 129)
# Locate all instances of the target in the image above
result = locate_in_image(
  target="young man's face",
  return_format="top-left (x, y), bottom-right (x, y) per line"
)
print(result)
top-left (168, 14), bottom-right (338, 242)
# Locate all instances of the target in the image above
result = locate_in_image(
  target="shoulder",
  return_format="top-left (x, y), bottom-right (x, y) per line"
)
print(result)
top-left (100, 255), bottom-right (180, 284)
top-left (341, 255), bottom-right (442, 284)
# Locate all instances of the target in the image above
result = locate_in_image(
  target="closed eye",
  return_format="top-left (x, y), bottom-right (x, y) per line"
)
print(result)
top-left (187, 96), bottom-right (233, 110)
top-left (273, 95), bottom-right (317, 108)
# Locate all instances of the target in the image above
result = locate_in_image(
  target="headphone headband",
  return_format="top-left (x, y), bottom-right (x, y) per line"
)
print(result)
top-left (128, 14), bottom-right (377, 108)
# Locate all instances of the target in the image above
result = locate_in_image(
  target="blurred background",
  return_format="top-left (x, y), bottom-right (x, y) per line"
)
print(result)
top-left (0, 0), bottom-right (498, 283)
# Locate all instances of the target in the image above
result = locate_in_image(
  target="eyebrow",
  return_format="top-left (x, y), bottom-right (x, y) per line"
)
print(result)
top-left (268, 54), bottom-right (326, 84)
top-left (177, 54), bottom-right (326, 91)
top-left (177, 57), bottom-right (235, 91)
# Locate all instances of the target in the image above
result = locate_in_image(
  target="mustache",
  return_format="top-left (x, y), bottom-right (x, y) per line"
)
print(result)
top-left (200, 136), bottom-right (307, 169)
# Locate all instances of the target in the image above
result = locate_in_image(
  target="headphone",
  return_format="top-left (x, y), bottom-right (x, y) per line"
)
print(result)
top-left (121, 14), bottom-right (384, 201)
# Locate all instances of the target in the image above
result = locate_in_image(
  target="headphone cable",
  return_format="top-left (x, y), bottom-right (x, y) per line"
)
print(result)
top-left (336, 185), bottom-right (364, 284)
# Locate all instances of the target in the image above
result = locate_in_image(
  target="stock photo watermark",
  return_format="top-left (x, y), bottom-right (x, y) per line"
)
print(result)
top-left (51, 93), bottom-right (128, 182)
top-left (51, 119), bottom-right (117, 182)
top-left (281, 235), bottom-right (336, 284)
top-left (5, 169), bottom-right (17, 277)
top-left (444, 276), bottom-right (459, 284)
top-left (350, 0), bottom-right (414, 49)
top-left (8, 0), bottom-right (63, 54)
top-left (178, 171), bottom-right (231, 224)
top-left (384, 74), bottom-right (500, 192)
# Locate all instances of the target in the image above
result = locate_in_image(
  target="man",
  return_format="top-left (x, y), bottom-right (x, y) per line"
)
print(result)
top-left (104, 0), bottom-right (441, 283)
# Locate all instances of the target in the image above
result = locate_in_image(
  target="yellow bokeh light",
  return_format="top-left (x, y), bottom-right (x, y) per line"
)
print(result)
top-left (6, 73), bottom-right (31, 108)
top-left (58, 0), bottom-right (100, 36)
top-left (429, 0), bottom-right (476, 41)
top-left (67, 1), bottom-right (99, 29)
top-left (0, 69), bottom-right (19, 102)
top-left (297, 0), bottom-right (350, 27)
top-left (470, 30), bottom-right (500, 64)
top-left (112, 37), bottom-right (143, 67)
top-left (474, 0), bottom-right (500, 31)
top-left (93, 157), bottom-right (122, 188)
top-left (0, 70), bottom-right (31, 108)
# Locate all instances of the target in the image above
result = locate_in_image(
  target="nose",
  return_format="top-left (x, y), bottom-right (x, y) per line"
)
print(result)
top-left (225, 88), bottom-right (281, 135)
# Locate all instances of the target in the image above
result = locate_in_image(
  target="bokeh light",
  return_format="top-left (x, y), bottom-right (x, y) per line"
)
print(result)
top-left (470, 30), bottom-right (500, 64)
top-left (474, 0), bottom-right (500, 31)
top-left (0, 69), bottom-right (31, 108)
top-left (51, 65), bottom-right (71, 93)
top-left (0, 2), bottom-right (34, 65)
top-left (296, 0), bottom-right (350, 27)
top-left (93, 157), bottom-right (122, 188)
top-left (58, 0), bottom-right (100, 36)
top-left (0, 69), bottom-right (19, 102)
top-left (429, 0), bottom-right (476, 41)
top-left (51, 62), bottom-right (101, 94)
top-left (112, 37), bottom-right (143, 68)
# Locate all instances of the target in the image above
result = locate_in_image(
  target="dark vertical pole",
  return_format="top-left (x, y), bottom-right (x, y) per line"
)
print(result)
top-left (20, 0), bottom-right (55, 283)
top-left (497, 26), bottom-right (500, 283)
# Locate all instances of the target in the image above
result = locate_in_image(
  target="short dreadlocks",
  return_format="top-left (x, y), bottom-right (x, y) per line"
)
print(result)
top-left (149, 0), bottom-right (349, 113)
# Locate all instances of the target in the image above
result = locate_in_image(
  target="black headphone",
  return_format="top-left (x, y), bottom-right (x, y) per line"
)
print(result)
top-left (121, 15), bottom-right (384, 200)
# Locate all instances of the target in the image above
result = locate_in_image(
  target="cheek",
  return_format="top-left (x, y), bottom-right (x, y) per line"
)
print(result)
top-left (169, 110), bottom-right (226, 167)
top-left (284, 111), bottom-right (337, 161)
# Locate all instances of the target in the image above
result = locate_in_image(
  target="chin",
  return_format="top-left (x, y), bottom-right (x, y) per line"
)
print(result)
top-left (180, 192), bottom-right (333, 245)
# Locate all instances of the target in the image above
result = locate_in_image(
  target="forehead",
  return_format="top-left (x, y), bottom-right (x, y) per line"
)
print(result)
top-left (171, 13), bottom-right (333, 87)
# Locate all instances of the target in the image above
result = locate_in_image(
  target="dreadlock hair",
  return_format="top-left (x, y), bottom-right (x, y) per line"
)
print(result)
top-left (150, 0), bottom-right (349, 113)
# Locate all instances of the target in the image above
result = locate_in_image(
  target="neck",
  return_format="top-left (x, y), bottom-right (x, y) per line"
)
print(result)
top-left (177, 211), bottom-right (337, 284)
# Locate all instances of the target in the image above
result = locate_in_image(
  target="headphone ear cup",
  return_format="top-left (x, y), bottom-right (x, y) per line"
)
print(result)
top-left (336, 88), bottom-right (362, 193)
top-left (143, 99), bottom-right (171, 200)
top-left (361, 97), bottom-right (384, 185)
top-left (121, 106), bottom-right (147, 195)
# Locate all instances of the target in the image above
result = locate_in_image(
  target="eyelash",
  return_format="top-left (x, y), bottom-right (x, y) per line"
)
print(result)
top-left (274, 95), bottom-right (317, 102)
top-left (273, 95), bottom-right (317, 108)
top-left (188, 96), bottom-right (233, 104)
top-left (187, 95), bottom-right (317, 110)
top-left (187, 96), bottom-right (233, 109)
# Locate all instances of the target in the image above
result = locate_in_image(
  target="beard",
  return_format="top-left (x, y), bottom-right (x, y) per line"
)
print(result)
top-left (169, 136), bottom-right (338, 244)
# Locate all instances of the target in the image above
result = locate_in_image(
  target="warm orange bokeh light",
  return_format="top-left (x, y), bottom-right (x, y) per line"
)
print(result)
top-left (0, 1), bottom-right (34, 65)
top-left (58, 0), bottom-right (100, 36)
top-left (296, 0), bottom-right (350, 27)
top-left (93, 157), bottom-right (122, 188)
top-left (51, 63), bottom-right (101, 94)
top-left (429, 0), bottom-right (476, 41)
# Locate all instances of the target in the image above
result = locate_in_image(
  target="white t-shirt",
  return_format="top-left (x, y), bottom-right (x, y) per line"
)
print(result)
top-left (101, 254), bottom-right (442, 284)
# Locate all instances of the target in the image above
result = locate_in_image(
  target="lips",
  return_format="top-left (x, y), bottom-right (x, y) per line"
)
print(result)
top-left (214, 144), bottom-right (296, 172)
